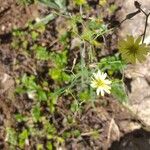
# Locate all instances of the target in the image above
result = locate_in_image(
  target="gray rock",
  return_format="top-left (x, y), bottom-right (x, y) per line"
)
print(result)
top-left (118, 0), bottom-right (150, 127)
top-left (118, 0), bottom-right (150, 41)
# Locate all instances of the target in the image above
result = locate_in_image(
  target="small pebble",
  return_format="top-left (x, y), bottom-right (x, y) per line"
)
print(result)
top-left (1, 25), bottom-right (5, 31)
top-left (0, 115), bottom-right (4, 126)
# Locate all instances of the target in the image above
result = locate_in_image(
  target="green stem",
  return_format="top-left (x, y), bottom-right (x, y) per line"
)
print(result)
top-left (80, 41), bottom-right (86, 88)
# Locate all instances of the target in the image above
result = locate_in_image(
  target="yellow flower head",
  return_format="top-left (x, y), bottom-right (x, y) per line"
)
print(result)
top-left (91, 70), bottom-right (111, 96)
top-left (118, 35), bottom-right (149, 63)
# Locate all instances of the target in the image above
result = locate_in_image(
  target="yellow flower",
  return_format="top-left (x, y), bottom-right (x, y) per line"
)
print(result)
top-left (118, 35), bottom-right (149, 63)
top-left (91, 70), bottom-right (111, 96)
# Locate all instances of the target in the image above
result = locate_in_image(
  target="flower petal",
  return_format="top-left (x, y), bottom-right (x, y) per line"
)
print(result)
top-left (100, 89), bottom-right (105, 96)
top-left (105, 79), bottom-right (111, 84)
top-left (96, 88), bottom-right (101, 96)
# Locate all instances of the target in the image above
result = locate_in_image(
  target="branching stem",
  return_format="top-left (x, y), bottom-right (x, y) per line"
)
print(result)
top-left (141, 8), bottom-right (150, 43)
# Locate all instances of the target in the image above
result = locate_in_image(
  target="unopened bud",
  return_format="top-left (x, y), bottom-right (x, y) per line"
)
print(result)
top-left (126, 10), bottom-right (141, 20)
top-left (134, 1), bottom-right (141, 9)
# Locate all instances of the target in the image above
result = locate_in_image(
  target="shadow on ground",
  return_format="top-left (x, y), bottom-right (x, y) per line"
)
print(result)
top-left (109, 128), bottom-right (150, 150)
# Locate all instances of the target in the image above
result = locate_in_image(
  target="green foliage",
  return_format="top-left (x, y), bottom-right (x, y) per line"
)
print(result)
top-left (49, 50), bottom-right (71, 83)
top-left (79, 90), bottom-right (91, 101)
top-left (17, 0), bottom-right (36, 5)
top-left (99, 0), bottom-right (107, 6)
top-left (18, 129), bottom-right (29, 149)
top-left (47, 92), bottom-right (58, 113)
top-left (49, 68), bottom-right (71, 82)
top-left (33, 45), bottom-right (50, 60)
top-left (109, 4), bottom-right (117, 14)
top-left (111, 79), bottom-right (128, 103)
top-left (74, 0), bottom-right (86, 5)
top-left (49, 50), bottom-right (68, 68)
top-left (31, 104), bottom-right (41, 122)
top-left (16, 74), bottom-right (48, 102)
top-left (16, 74), bottom-right (37, 94)
top-left (15, 114), bottom-right (28, 122)
top-left (6, 128), bottom-right (18, 146)
top-left (29, 23), bottom-right (46, 33)
top-left (63, 129), bottom-right (81, 138)
top-left (81, 19), bottom-right (108, 45)
top-left (46, 142), bottom-right (53, 150)
top-left (70, 100), bottom-right (80, 113)
top-left (37, 90), bottom-right (48, 101)
top-left (98, 54), bottom-right (125, 75)
top-left (37, 144), bottom-right (44, 150)
top-left (39, 0), bottom-right (66, 11)
top-left (34, 14), bottom-right (56, 26)
top-left (69, 14), bottom-right (83, 34)
top-left (11, 24), bottom-right (45, 52)
top-left (31, 31), bottom-right (39, 40)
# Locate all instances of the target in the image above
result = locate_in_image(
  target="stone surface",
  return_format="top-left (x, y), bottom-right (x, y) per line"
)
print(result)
top-left (117, 0), bottom-right (150, 127)
top-left (118, 0), bottom-right (150, 43)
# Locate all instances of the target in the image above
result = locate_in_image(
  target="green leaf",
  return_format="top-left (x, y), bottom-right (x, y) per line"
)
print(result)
top-left (15, 114), bottom-right (28, 122)
top-left (49, 68), bottom-right (61, 81)
top-left (37, 144), bottom-right (44, 150)
top-left (35, 46), bottom-right (49, 60)
top-left (19, 129), bottom-right (29, 149)
top-left (71, 130), bottom-right (81, 138)
top-left (31, 31), bottom-right (39, 40)
top-left (81, 29), bottom-right (94, 42)
top-left (37, 90), bottom-right (47, 101)
top-left (35, 14), bottom-right (56, 26)
top-left (22, 41), bottom-right (28, 49)
top-left (42, 118), bottom-right (56, 134)
top-left (46, 142), bottom-right (53, 150)
top-left (62, 72), bottom-right (71, 82)
top-left (109, 4), bottom-right (117, 14)
top-left (55, 0), bottom-right (66, 10)
top-left (88, 20), bottom-right (105, 31)
top-left (31, 104), bottom-right (41, 122)
top-left (39, 0), bottom-right (59, 9)
top-left (70, 100), bottom-right (79, 113)
top-left (39, 0), bottom-right (66, 11)
top-left (48, 93), bottom-right (58, 113)
top-left (15, 87), bottom-right (25, 94)
top-left (79, 90), bottom-right (90, 101)
top-left (50, 50), bottom-right (68, 68)
top-left (99, 0), bottom-right (107, 6)
top-left (74, 0), bottom-right (86, 5)
top-left (21, 74), bottom-right (37, 90)
top-left (17, 0), bottom-right (35, 5)
top-left (6, 128), bottom-right (18, 146)
top-left (98, 54), bottom-right (125, 75)
top-left (49, 51), bottom-right (68, 68)
top-left (111, 80), bottom-right (128, 103)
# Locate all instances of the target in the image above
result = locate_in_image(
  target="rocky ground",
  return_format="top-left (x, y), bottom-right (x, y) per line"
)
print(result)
top-left (110, 0), bottom-right (150, 149)
top-left (118, 0), bottom-right (150, 129)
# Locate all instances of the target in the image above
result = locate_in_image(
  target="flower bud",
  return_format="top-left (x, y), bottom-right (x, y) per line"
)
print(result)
top-left (134, 1), bottom-right (141, 9)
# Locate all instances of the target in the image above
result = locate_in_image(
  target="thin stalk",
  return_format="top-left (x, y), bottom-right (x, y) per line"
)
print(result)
top-left (142, 13), bottom-right (150, 43)
top-left (80, 41), bottom-right (86, 88)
